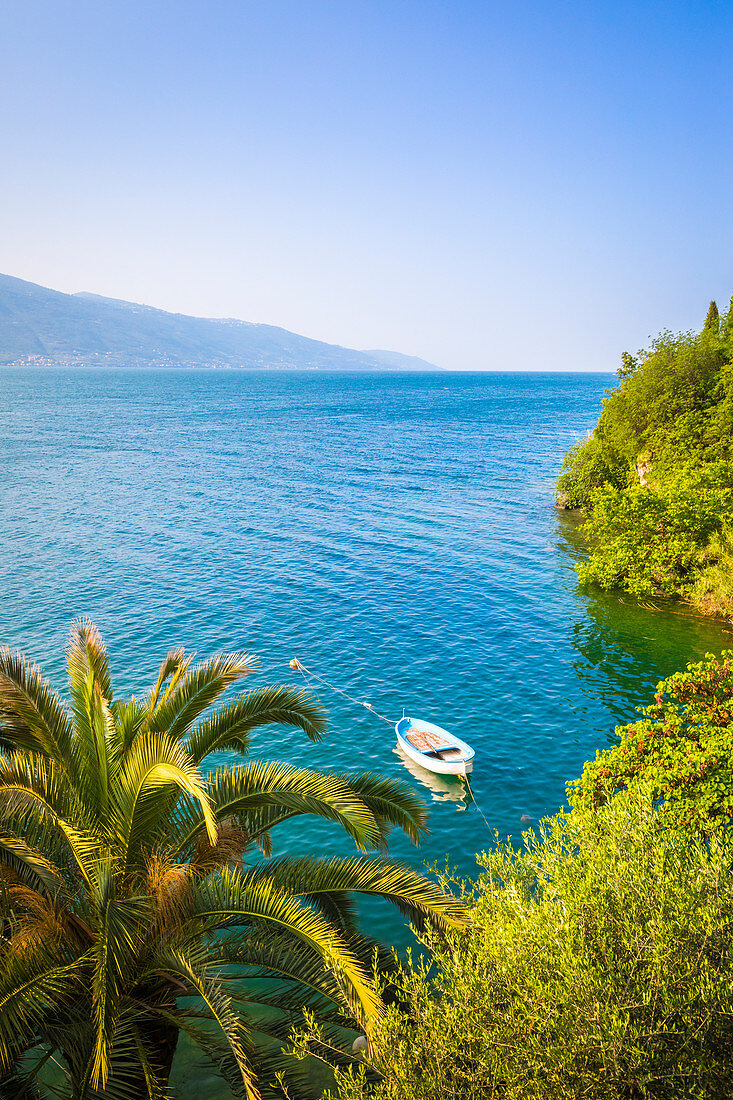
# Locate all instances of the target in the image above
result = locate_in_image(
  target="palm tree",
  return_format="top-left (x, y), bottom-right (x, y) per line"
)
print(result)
top-left (0, 621), bottom-right (466, 1100)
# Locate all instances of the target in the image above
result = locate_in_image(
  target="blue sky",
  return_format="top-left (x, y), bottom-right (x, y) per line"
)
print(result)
top-left (1, 0), bottom-right (731, 369)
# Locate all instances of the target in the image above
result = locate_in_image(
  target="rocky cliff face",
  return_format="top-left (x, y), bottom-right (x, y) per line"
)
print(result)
top-left (636, 453), bottom-right (653, 488)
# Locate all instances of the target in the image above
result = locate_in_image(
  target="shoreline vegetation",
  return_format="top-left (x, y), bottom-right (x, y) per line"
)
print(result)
top-left (557, 298), bottom-right (733, 621)
top-left (294, 327), bottom-right (733, 1098)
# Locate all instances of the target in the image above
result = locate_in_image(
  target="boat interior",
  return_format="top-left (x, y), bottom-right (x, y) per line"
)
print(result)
top-left (403, 726), bottom-right (468, 761)
top-left (424, 746), bottom-right (465, 761)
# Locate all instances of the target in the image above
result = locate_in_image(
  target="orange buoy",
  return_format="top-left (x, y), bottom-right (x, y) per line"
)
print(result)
top-left (289, 658), bottom-right (300, 670)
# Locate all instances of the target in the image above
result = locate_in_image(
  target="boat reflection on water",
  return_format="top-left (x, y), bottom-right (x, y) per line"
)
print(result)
top-left (393, 744), bottom-right (470, 810)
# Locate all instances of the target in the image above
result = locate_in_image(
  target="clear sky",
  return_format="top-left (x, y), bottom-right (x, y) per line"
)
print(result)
top-left (2, 0), bottom-right (731, 370)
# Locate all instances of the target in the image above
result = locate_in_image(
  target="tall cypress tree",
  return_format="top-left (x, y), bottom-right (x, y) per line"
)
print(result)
top-left (704, 300), bottom-right (720, 332)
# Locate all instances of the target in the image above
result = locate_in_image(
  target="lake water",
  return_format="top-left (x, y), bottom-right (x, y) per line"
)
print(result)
top-left (1, 368), bottom-right (730, 951)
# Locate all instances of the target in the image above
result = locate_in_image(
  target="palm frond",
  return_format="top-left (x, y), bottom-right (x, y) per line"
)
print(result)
top-left (0, 833), bottom-right (63, 896)
top-left (146, 648), bottom-right (190, 719)
top-left (210, 929), bottom-right (348, 1007)
top-left (62, 1006), bottom-right (171, 1100)
top-left (94, 1013), bottom-right (169, 1100)
top-left (0, 649), bottom-right (72, 762)
top-left (241, 1040), bottom-right (330, 1100)
top-left (110, 732), bottom-right (217, 871)
top-left (186, 686), bottom-right (327, 764)
top-left (147, 654), bottom-right (259, 741)
top-left (238, 855), bottom-right (469, 932)
top-left (296, 890), bottom-right (358, 936)
top-left (0, 752), bottom-right (102, 889)
top-left (170, 761), bottom-right (381, 856)
top-left (129, 1019), bottom-right (167, 1100)
top-left (329, 771), bottom-right (428, 847)
top-left (65, 623), bottom-right (122, 812)
top-left (146, 946), bottom-right (258, 1100)
top-left (334, 930), bottom-right (400, 979)
top-left (67, 619), bottom-right (114, 705)
top-left (179, 868), bottom-right (381, 1026)
top-left (4, 884), bottom-right (66, 955)
top-left (83, 680), bottom-right (121, 815)
top-left (0, 944), bottom-right (88, 1074)
top-left (150, 1007), bottom-right (258, 1100)
top-left (89, 870), bottom-right (153, 1089)
top-left (112, 698), bottom-right (148, 752)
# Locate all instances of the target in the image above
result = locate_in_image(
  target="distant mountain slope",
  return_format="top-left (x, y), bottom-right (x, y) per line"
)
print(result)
top-left (361, 348), bottom-right (440, 371)
top-left (0, 273), bottom-right (440, 370)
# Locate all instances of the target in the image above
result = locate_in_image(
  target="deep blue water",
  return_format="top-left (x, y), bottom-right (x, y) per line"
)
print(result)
top-left (1, 368), bottom-right (730, 950)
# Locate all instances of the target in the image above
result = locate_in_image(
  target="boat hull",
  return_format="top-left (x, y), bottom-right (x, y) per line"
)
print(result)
top-left (395, 717), bottom-right (474, 776)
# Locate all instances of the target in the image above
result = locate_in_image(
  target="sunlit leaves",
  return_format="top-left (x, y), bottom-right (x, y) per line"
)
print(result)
top-left (0, 622), bottom-right (460, 1099)
top-left (328, 794), bottom-right (733, 1100)
top-left (570, 650), bottom-right (733, 834)
top-left (557, 312), bottom-right (733, 611)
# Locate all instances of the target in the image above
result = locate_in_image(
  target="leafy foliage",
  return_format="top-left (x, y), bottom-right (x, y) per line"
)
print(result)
top-left (555, 434), bottom-right (627, 510)
top-left (320, 793), bottom-right (733, 1100)
top-left (0, 620), bottom-right (467, 1100)
top-left (576, 464), bottom-right (733, 596)
top-left (570, 650), bottom-right (733, 833)
top-left (557, 300), bottom-right (733, 612)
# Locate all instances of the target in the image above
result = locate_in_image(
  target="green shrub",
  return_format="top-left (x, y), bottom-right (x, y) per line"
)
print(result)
top-left (322, 793), bottom-right (733, 1100)
top-left (556, 435), bottom-right (629, 510)
top-left (570, 650), bottom-right (733, 834)
top-left (593, 326), bottom-right (729, 470)
top-left (576, 464), bottom-right (733, 597)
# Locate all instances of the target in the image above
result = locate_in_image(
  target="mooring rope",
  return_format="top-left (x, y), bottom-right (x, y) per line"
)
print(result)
top-left (290, 659), bottom-right (396, 726)
top-left (290, 657), bottom-right (494, 834)
top-left (464, 773), bottom-right (493, 835)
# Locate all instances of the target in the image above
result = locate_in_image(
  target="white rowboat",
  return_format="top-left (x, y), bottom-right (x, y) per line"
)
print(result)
top-left (395, 716), bottom-right (474, 776)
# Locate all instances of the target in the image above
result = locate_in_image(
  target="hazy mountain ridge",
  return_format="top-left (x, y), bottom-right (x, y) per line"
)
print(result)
top-left (0, 274), bottom-right (440, 370)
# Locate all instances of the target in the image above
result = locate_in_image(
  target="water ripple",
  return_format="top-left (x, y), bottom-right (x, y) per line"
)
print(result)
top-left (1, 368), bottom-right (730, 946)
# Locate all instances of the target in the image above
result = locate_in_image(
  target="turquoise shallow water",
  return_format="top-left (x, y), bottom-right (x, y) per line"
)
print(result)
top-left (1, 368), bottom-right (730, 951)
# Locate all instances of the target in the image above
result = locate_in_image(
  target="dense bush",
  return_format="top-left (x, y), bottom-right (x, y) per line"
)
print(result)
top-left (558, 301), bottom-right (733, 613)
top-left (316, 792), bottom-right (733, 1100)
top-left (576, 464), bottom-right (733, 597)
top-left (556, 435), bottom-right (628, 510)
top-left (570, 650), bottom-right (733, 834)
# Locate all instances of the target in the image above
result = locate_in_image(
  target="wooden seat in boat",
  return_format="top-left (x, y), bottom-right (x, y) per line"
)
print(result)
top-left (406, 728), bottom-right (451, 753)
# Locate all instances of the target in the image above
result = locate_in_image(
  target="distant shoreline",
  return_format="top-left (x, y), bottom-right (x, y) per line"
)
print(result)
top-left (1, 360), bottom-right (615, 375)
top-left (0, 271), bottom-right (442, 373)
